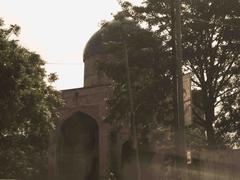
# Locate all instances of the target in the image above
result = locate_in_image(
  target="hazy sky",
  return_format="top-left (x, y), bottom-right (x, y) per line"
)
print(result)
top-left (0, 0), bottom-right (123, 90)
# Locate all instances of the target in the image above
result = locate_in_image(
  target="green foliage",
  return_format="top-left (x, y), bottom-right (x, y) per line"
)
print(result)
top-left (97, 18), bottom-right (174, 148)
top-left (117, 0), bottom-right (240, 149)
top-left (0, 19), bottom-right (62, 179)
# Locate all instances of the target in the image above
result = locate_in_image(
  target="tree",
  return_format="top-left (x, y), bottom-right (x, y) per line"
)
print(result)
top-left (116, 0), bottom-right (240, 149)
top-left (96, 18), bottom-right (176, 179)
top-left (97, 19), bottom-right (174, 149)
top-left (0, 19), bottom-right (62, 179)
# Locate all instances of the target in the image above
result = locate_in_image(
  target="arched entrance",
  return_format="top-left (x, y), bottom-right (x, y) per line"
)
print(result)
top-left (58, 112), bottom-right (99, 180)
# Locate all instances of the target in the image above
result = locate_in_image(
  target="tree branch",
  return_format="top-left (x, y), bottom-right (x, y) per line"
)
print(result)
top-left (192, 107), bottom-right (207, 128)
top-left (214, 89), bottom-right (240, 107)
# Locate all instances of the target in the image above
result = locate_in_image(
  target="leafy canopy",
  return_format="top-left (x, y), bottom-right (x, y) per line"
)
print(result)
top-left (116, 0), bottom-right (240, 148)
top-left (97, 18), bottom-right (174, 149)
top-left (0, 19), bottom-right (62, 180)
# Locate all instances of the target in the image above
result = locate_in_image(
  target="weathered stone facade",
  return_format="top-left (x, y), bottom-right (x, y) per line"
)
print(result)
top-left (48, 21), bottom-right (131, 180)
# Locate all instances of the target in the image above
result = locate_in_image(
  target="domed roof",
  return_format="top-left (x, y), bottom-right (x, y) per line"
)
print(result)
top-left (83, 19), bottom-right (138, 60)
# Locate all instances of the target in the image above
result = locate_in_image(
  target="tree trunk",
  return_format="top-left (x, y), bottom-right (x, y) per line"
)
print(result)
top-left (206, 122), bottom-right (216, 149)
top-left (205, 100), bottom-right (216, 149)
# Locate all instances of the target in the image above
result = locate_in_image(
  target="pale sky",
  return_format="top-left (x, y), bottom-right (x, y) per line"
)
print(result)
top-left (0, 0), bottom-right (124, 90)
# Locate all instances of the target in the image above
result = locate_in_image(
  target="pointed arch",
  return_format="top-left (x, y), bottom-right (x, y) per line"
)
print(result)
top-left (58, 111), bottom-right (99, 180)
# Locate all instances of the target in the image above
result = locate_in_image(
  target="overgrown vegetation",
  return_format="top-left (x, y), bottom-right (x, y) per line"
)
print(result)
top-left (0, 19), bottom-right (62, 180)
top-left (100, 0), bottom-right (240, 149)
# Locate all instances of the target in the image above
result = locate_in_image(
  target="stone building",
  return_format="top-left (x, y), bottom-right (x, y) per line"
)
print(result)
top-left (48, 19), bottom-right (171, 180)
top-left (48, 20), bottom-right (133, 180)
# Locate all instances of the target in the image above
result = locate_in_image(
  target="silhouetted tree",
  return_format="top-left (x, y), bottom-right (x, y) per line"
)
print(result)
top-left (0, 19), bottom-right (62, 179)
top-left (116, 0), bottom-right (240, 148)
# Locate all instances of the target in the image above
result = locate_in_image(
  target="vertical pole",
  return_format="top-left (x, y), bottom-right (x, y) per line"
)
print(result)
top-left (171, 0), bottom-right (186, 179)
top-left (175, 0), bottom-right (186, 162)
top-left (123, 37), bottom-right (142, 180)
